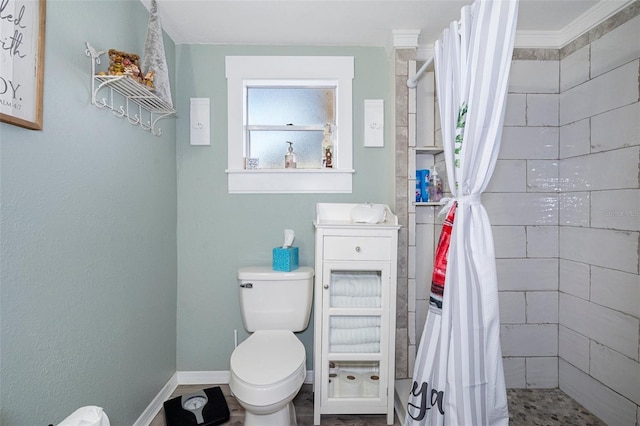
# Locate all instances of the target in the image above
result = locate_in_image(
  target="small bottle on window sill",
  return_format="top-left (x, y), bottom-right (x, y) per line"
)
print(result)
top-left (285, 141), bottom-right (297, 169)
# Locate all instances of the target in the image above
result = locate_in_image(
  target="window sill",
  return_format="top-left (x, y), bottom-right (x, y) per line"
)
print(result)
top-left (226, 169), bottom-right (354, 194)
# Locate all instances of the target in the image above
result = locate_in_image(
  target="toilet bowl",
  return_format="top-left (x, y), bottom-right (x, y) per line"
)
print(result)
top-left (230, 266), bottom-right (314, 426)
top-left (230, 330), bottom-right (306, 425)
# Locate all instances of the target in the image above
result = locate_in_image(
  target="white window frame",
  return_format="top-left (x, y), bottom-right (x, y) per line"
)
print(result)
top-left (225, 56), bottom-right (354, 193)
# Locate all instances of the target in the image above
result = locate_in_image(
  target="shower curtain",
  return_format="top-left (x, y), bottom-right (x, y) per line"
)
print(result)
top-left (406, 1), bottom-right (518, 425)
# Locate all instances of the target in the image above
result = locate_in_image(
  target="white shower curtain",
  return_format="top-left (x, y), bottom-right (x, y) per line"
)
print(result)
top-left (406, 1), bottom-right (518, 425)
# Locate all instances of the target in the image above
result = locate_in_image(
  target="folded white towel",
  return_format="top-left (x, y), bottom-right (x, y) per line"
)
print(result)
top-left (331, 296), bottom-right (381, 308)
top-left (330, 317), bottom-right (381, 329)
top-left (330, 327), bottom-right (380, 345)
top-left (330, 343), bottom-right (381, 353)
top-left (331, 272), bottom-right (382, 297)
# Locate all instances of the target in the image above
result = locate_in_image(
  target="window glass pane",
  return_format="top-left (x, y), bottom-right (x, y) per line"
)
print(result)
top-left (247, 87), bottom-right (335, 126)
top-left (248, 130), bottom-right (323, 169)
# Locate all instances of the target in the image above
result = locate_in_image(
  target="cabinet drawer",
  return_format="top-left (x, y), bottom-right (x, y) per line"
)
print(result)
top-left (324, 236), bottom-right (390, 261)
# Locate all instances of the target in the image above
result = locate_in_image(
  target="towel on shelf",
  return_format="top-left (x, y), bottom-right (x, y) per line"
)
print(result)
top-left (330, 327), bottom-right (380, 345)
top-left (330, 272), bottom-right (381, 297)
top-left (331, 295), bottom-right (381, 308)
top-left (330, 343), bottom-right (381, 353)
top-left (330, 317), bottom-right (381, 329)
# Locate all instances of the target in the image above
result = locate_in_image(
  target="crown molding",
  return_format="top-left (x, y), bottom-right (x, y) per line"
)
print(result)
top-left (418, 0), bottom-right (636, 51)
top-left (393, 30), bottom-right (421, 48)
top-left (515, 0), bottom-right (635, 48)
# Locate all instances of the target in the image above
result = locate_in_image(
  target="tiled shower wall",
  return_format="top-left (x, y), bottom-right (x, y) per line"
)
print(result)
top-left (395, 2), bottom-right (639, 423)
top-left (556, 8), bottom-right (640, 425)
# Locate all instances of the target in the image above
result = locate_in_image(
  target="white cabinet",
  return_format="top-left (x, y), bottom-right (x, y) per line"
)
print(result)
top-left (313, 203), bottom-right (401, 425)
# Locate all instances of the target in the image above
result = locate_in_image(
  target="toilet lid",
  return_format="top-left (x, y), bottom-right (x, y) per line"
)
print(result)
top-left (231, 330), bottom-right (305, 386)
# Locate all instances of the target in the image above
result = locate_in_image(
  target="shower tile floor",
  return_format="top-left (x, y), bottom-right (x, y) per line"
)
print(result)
top-left (149, 384), bottom-right (605, 426)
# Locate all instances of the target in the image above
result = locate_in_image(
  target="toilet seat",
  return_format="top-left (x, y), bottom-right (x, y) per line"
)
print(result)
top-left (230, 330), bottom-right (306, 407)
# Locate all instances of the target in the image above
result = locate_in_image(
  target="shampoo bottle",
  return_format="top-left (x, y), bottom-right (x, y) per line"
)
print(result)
top-left (429, 166), bottom-right (443, 202)
top-left (285, 141), bottom-right (297, 169)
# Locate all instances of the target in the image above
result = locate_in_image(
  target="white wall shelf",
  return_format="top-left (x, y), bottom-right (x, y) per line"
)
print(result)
top-left (85, 42), bottom-right (176, 136)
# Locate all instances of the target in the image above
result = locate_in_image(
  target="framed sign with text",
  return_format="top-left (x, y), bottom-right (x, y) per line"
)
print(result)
top-left (0, 0), bottom-right (46, 130)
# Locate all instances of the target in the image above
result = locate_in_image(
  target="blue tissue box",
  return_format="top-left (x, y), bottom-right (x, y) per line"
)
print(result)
top-left (273, 247), bottom-right (299, 272)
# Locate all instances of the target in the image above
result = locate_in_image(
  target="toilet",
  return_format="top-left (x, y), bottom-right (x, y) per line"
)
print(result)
top-left (230, 266), bottom-right (314, 426)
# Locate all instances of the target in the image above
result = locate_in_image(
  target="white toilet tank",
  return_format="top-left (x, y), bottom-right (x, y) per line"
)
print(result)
top-left (237, 266), bottom-right (314, 332)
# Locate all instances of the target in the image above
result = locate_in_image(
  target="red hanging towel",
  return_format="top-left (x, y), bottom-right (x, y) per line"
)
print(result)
top-left (429, 202), bottom-right (457, 310)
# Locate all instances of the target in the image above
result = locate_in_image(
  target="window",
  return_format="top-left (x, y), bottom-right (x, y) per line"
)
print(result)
top-left (226, 56), bottom-right (354, 193)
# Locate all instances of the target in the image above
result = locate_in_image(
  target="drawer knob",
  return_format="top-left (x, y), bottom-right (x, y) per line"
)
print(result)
top-left (324, 284), bottom-right (329, 289)
top-left (355, 246), bottom-right (361, 253)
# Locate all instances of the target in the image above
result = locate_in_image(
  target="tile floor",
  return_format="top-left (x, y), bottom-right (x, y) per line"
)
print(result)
top-left (150, 384), bottom-right (605, 426)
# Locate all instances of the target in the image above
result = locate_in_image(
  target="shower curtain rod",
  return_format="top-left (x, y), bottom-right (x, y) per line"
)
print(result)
top-left (406, 55), bottom-right (434, 88)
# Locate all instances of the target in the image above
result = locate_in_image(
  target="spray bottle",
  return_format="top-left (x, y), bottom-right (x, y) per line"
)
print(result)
top-left (285, 141), bottom-right (297, 169)
top-left (429, 166), bottom-right (443, 202)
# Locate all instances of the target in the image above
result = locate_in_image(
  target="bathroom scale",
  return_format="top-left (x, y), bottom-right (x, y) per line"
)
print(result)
top-left (163, 386), bottom-right (230, 426)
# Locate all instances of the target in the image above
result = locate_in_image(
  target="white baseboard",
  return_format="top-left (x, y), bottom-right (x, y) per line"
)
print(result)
top-left (133, 372), bottom-right (178, 426)
top-left (137, 370), bottom-right (315, 425)
top-left (177, 370), bottom-right (231, 385)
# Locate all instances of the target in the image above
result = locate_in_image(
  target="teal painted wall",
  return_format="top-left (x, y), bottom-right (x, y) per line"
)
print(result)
top-left (174, 45), bottom-right (394, 371)
top-left (0, 2), bottom-right (394, 424)
top-left (0, 1), bottom-right (177, 425)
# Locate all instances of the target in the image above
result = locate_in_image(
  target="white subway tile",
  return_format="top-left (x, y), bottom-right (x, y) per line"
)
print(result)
top-left (591, 102), bottom-right (640, 153)
top-left (559, 259), bottom-right (590, 299)
top-left (408, 311), bottom-right (416, 345)
top-left (503, 357), bottom-right (526, 388)
top-left (499, 291), bottom-right (526, 324)
top-left (415, 206), bottom-right (435, 225)
top-left (509, 60), bottom-right (559, 94)
top-left (504, 94), bottom-right (527, 126)
top-left (591, 266), bottom-right (640, 317)
top-left (409, 212), bottom-right (416, 245)
top-left (493, 226), bottom-right (526, 258)
top-left (527, 291), bottom-right (558, 324)
top-left (560, 60), bottom-right (640, 125)
top-left (591, 189), bottom-right (640, 232)
top-left (591, 15), bottom-right (640, 78)
top-left (408, 278), bottom-right (416, 313)
top-left (487, 159), bottom-right (527, 193)
top-left (560, 44), bottom-right (590, 92)
top-left (560, 359), bottom-right (638, 426)
top-left (559, 325), bottom-right (590, 372)
top-left (500, 127), bottom-right (559, 160)
top-left (484, 193), bottom-right (559, 226)
top-left (527, 160), bottom-right (559, 193)
top-left (408, 245), bottom-right (416, 280)
top-left (559, 192), bottom-right (590, 227)
top-left (501, 324), bottom-right (557, 356)
top-left (497, 259), bottom-right (558, 291)
top-left (559, 118), bottom-right (590, 159)
top-left (559, 293), bottom-right (639, 360)
top-left (415, 224), bottom-right (435, 300)
top-left (526, 357), bottom-right (558, 388)
top-left (559, 146), bottom-right (639, 192)
top-left (559, 226), bottom-right (639, 274)
top-left (590, 341), bottom-right (640, 405)
top-left (527, 225), bottom-right (558, 258)
top-left (527, 94), bottom-right (559, 127)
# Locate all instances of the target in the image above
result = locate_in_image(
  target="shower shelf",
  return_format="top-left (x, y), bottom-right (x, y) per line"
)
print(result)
top-left (413, 146), bottom-right (443, 154)
top-left (413, 146), bottom-right (445, 207)
top-left (84, 42), bottom-right (176, 136)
